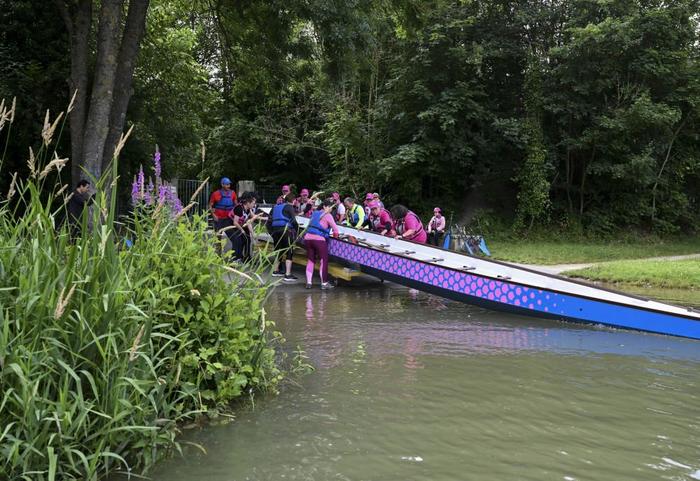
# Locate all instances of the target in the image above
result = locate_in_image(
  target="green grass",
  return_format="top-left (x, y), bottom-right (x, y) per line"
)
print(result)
top-left (563, 259), bottom-right (700, 289)
top-left (488, 239), bottom-right (700, 265)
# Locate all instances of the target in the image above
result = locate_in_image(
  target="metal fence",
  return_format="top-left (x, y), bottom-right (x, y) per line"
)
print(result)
top-left (176, 178), bottom-right (211, 217)
top-left (174, 180), bottom-right (284, 216)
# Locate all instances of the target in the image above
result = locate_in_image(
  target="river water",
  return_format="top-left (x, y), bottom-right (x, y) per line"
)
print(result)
top-left (152, 281), bottom-right (700, 481)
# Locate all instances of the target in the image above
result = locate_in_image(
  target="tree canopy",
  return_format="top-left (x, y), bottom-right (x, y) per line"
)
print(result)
top-left (2, 0), bottom-right (699, 234)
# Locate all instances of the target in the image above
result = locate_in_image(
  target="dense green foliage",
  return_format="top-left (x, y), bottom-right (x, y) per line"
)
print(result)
top-left (0, 141), bottom-right (280, 479)
top-left (2, 0), bottom-right (700, 233)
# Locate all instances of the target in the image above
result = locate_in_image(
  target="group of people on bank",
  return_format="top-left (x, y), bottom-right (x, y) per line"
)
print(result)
top-left (209, 178), bottom-right (448, 289)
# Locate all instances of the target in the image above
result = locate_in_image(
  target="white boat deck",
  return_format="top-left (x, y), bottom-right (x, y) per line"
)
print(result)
top-left (265, 209), bottom-right (700, 319)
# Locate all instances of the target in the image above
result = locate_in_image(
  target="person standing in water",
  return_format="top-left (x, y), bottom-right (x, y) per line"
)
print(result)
top-left (427, 207), bottom-right (446, 246)
top-left (303, 199), bottom-right (339, 290)
top-left (268, 193), bottom-right (299, 282)
top-left (391, 204), bottom-right (427, 244)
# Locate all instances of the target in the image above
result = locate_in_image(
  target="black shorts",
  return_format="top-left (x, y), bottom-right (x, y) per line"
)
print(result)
top-left (271, 229), bottom-right (295, 260)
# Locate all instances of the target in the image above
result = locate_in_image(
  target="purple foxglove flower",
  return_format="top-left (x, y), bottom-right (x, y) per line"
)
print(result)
top-left (154, 150), bottom-right (161, 179)
top-left (131, 176), bottom-right (140, 205)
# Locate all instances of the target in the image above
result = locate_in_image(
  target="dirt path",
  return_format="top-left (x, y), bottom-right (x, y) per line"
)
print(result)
top-left (515, 253), bottom-right (700, 276)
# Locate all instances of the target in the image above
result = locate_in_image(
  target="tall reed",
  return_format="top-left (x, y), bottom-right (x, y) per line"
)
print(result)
top-left (0, 105), bottom-right (281, 480)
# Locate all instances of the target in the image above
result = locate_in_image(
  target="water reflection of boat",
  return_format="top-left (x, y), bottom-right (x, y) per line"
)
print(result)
top-left (262, 210), bottom-right (700, 340)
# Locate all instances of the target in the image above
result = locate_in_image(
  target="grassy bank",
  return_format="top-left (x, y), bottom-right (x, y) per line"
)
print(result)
top-left (563, 259), bottom-right (700, 290)
top-left (488, 239), bottom-right (700, 265)
top-left (0, 121), bottom-right (281, 479)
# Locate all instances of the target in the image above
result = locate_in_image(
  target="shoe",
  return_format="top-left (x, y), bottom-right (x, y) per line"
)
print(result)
top-left (305, 283), bottom-right (312, 289)
top-left (321, 282), bottom-right (335, 290)
top-left (271, 270), bottom-right (285, 277)
top-left (283, 274), bottom-right (298, 283)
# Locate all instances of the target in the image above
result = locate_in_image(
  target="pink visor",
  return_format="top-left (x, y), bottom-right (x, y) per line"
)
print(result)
top-left (368, 201), bottom-right (380, 209)
top-left (365, 193), bottom-right (373, 200)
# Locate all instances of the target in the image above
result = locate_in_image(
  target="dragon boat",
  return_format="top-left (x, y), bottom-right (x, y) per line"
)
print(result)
top-left (265, 211), bottom-right (700, 340)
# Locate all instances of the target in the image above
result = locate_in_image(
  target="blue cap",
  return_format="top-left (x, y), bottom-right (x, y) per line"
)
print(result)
top-left (221, 177), bottom-right (231, 185)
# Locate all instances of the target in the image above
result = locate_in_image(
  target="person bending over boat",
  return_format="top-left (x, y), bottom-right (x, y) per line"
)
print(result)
top-left (296, 188), bottom-right (314, 217)
top-left (391, 204), bottom-right (427, 244)
top-left (368, 201), bottom-right (395, 237)
top-left (267, 193), bottom-right (299, 282)
top-left (229, 194), bottom-right (262, 262)
top-left (343, 197), bottom-right (366, 229)
top-left (427, 207), bottom-right (446, 246)
top-left (303, 199), bottom-right (339, 290)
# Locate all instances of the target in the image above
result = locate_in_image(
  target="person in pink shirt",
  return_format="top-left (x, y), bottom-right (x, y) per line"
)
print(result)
top-left (368, 201), bottom-right (395, 237)
top-left (276, 184), bottom-right (291, 204)
top-left (390, 204), bottom-right (427, 244)
top-left (363, 192), bottom-right (374, 217)
top-left (303, 199), bottom-right (340, 290)
top-left (296, 188), bottom-right (314, 217)
top-left (427, 207), bottom-right (446, 246)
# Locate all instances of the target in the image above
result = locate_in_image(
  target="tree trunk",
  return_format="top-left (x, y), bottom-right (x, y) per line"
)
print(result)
top-left (81, 0), bottom-right (125, 181)
top-left (56, 0), bottom-right (92, 183)
top-left (102, 0), bottom-right (150, 167)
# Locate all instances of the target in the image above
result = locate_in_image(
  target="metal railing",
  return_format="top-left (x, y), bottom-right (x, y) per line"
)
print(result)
top-left (176, 178), bottom-right (211, 217)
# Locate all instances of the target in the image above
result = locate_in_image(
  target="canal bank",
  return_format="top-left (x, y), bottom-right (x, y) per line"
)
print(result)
top-left (151, 281), bottom-right (700, 481)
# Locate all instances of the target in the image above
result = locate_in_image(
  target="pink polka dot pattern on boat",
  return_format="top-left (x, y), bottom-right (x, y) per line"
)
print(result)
top-left (327, 239), bottom-right (568, 315)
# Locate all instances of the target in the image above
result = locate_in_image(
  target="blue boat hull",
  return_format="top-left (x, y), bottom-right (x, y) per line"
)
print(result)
top-left (326, 238), bottom-right (700, 340)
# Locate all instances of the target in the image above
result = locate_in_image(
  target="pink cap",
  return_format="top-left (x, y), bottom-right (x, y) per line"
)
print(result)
top-left (434, 207), bottom-right (441, 213)
top-left (300, 188), bottom-right (309, 196)
top-left (282, 185), bottom-right (290, 193)
top-left (365, 192), bottom-right (373, 200)
top-left (332, 192), bottom-right (340, 200)
top-left (368, 201), bottom-right (380, 209)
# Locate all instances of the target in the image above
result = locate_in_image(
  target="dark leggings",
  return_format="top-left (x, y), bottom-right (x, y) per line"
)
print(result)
top-left (271, 229), bottom-right (294, 261)
top-left (305, 239), bottom-right (329, 283)
top-left (229, 229), bottom-right (251, 261)
top-left (428, 231), bottom-right (444, 247)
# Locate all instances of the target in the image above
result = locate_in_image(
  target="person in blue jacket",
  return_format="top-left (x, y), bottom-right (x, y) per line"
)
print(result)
top-left (267, 193), bottom-right (299, 282)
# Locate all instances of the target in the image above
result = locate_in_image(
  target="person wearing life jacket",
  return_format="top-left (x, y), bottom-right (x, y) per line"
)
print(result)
top-left (209, 177), bottom-right (238, 252)
top-left (363, 192), bottom-right (374, 217)
top-left (391, 204), bottom-right (427, 244)
top-left (296, 188), bottom-right (314, 217)
top-left (368, 201), bottom-right (395, 237)
top-left (343, 197), bottom-right (366, 229)
top-left (228, 193), bottom-right (262, 262)
top-left (303, 199), bottom-right (339, 290)
top-left (209, 177), bottom-right (237, 222)
top-left (267, 192), bottom-right (299, 282)
top-left (427, 207), bottom-right (446, 247)
top-left (332, 192), bottom-right (345, 222)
